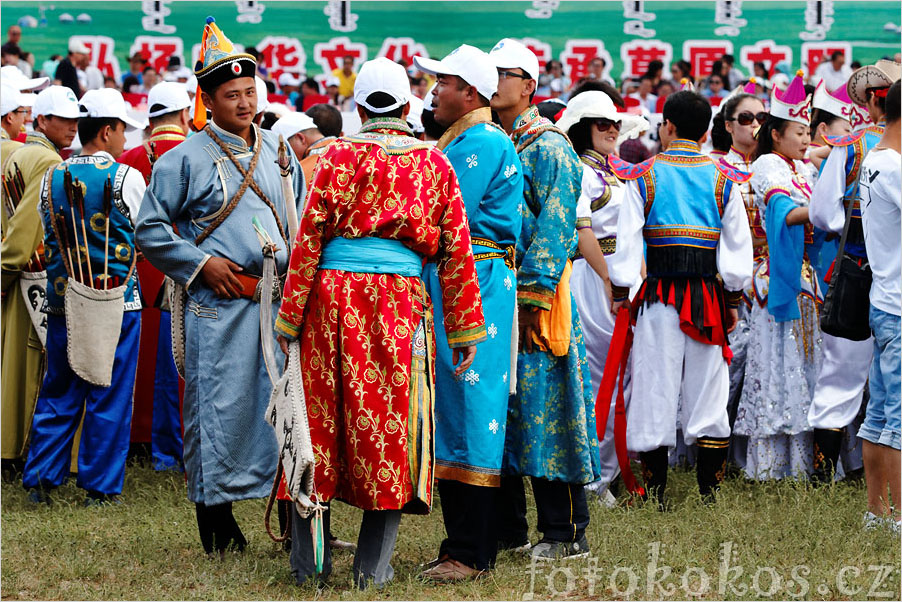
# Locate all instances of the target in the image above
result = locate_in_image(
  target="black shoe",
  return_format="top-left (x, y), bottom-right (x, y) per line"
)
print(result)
top-left (696, 437), bottom-right (730, 502)
top-left (811, 428), bottom-right (844, 485)
top-left (639, 446), bottom-right (669, 510)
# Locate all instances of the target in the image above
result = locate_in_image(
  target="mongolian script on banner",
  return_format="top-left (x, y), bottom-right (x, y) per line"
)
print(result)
top-left (525, 0), bottom-right (560, 19)
top-left (620, 39), bottom-right (672, 79)
top-left (130, 36), bottom-right (183, 74)
top-left (141, 0), bottom-right (175, 35)
top-left (377, 37), bottom-right (428, 65)
top-left (801, 0), bottom-right (834, 41)
top-left (313, 36), bottom-right (367, 72)
top-left (324, 0), bottom-right (358, 32)
top-left (560, 39), bottom-right (613, 82)
top-left (70, 35), bottom-right (121, 80)
top-left (714, 0), bottom-right (747, 37)
top-left (236, 0), bottom-right (265, 24)
top-left (623, 0), bottom-right (656, 39)
top-left (258, 36), bottom-right (307, 81)
top-left (683, 40), bottom-right (733, 80)
top-left (740, 39), bottom-right (792, 77)
top-left (802, 41), bottom-right (851, 76)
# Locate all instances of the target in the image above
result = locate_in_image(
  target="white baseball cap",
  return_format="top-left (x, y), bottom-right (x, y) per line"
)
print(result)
top-left (68, 38), bottom-right (90, 55)
top-left (147, 81), bottom-right (191, 118)
top-left (556, 90), bottom-right (649, 143)
top-left (32, 85), bottom-right (80, 119)
top-left (272, 112), bottom-right (317, 140)
top-left (1, 83), bottom-right (27, 116)
top-left (414, 45), bottom-right (498, 101)
top-left (325, 75), bottom-right (340, 88)
top-left (353, 57), bottom-right (411, 114)
top-left (79, 88), bottom-right (146, 130)
top-left (489, 38), bottom-right (540, 81)
top-left (0, 64), bottom-right (49, 91)
top-left (406, 94), bottom-right (425, 133)
top-left (255, 75), bottom-right (270, 114)
top-left (278, 72), bottom-right (301, 88)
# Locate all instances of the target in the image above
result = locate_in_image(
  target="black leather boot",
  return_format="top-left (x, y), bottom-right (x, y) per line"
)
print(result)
top-left (696, 437), bottom-right (730, 502)
top-left (639, 446), bottom-right (669, 509)
top-left (811, 428), bottom-right (844, 485)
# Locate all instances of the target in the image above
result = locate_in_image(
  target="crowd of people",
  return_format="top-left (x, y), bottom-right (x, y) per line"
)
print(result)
top-left (1, 14), bottom-right (900, 591)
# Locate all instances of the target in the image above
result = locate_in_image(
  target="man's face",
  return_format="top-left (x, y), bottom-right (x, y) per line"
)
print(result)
top-left (7, 26), bottom-right (21, 44)
top-left (75, 51), bottom-right (90, 69)
top-left (143, 69), bottom-right (159, 89)
top-left (432, 74), bottom-right (470, 127)
top-left (38, 115), bottom-right (79, 149)
top-left (131, 58), bottom-right (145, 73)
top-left (203, 77), bottom-right (257, 134)
top-left (106, 120), bottom-right (128, 159)
top-left (708, 76), bottom-right (723, 92)
top-left (288, 132), bottom-right (309, 160)
top-left (491, 67), bottom-right (532, 113)
top-left (639, 79), bottom-right (653, 95)
top-left (4, 106), bottom-right (27, 135)
top-left (342, 57), bottom-right (354, 73)
top-left (589, 58), bottom-right (604, 77)
top-left (832, 54), bottom-right (845, 70)
top-left (2, 51), bottom-right (18, 66)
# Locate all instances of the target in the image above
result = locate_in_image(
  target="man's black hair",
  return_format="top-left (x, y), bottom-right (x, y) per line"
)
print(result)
top-left (662, 90), bottom-right (711, 141)
top-left (302, 78), bottom-right (320, 93)
top-left (77, 116), bottom-right (121, 145)
top-left (306, 103), bottom-right (343, 137)
top-left (886, 79), bottom-right (900, 123)
top-left (830, 50), bottom-right (844, 61)
top-left (722, 54), bottom-right (735, 65)
top-left (362, 91), bottom-right (404, 120)
top-left (421, 109), bottom-right (446, 140)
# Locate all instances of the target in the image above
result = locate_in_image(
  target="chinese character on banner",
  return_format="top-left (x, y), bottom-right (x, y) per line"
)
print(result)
top-left (683, 40), bottom-right (733, 80)
top-left (236, 0), bottom-right (265, 24)
top-left (519, 38), bottom-right (551, 71)
top-left (141, 0), bottom-right (175, 35)
top-left (740, 40), bottom-right (792, 78)
top-left (525, 0), bottom-right (560, 19)
top-left (313, 36), bottom-right (367, 73)
top-left (802, 42), bottom-right (851, 77)
top-left (620, 40), bottom-right (671, 79)
top-left (70, 35), bottom-right (120, 81)
top-left (623, 0), bottom-right (656, 38)
top-left (800, 0), bottom-right (834, 41)
top-left (714, 0), bottom-right (747, 37)
top-left (377, 37), bottom-right (428, 66)
top-left (324, 0), bottom-right (358, 32)
top-left (560, 40), bottom-right (612, 82)
top-left (130, 36), bottom-right (183, 74)
top-left (258, 36), bottom-right (307, 82)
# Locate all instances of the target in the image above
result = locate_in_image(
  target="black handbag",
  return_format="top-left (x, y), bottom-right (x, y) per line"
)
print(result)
top-left (819, 189), bottom-right (873, 341)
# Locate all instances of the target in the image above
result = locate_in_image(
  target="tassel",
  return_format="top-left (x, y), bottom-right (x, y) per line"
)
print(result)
top-left (311, 505), bottom-right (325, 576)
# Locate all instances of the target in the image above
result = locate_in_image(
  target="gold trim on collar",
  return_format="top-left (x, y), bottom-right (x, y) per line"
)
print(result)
top-left (436, 107), bottom-right (493, 150)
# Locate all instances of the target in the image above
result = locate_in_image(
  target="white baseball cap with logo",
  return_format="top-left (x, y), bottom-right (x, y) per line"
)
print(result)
top-left (255, 75), bottom-right (270, 115)
top-left (278, 72), bottom-right (301, 88)
top-left (414, 45), bottom-right (499, 101)
top-left (489, 38), bottom-right (540, 82)
top-left (79, 88), bottom-right (146, 130)
top-left (147, 81), bottom-right (191, 118)
top-left (1, 83), bottom-right (28, 116)
top-left (0, 64), bottom-right (49, 91)
top-left (32, 85), bottom-right (81, 119)
top-left (353, 57), bottom-right (412, 114)
top-left (272, 112), bottom-right (317, 140)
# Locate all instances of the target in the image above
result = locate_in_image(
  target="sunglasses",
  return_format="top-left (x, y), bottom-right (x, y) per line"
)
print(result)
top-left (594, 118), bottom-right (622, 132)
top-left (729, 111), bottom-right (769, 126)
top-left (498, 70), bottom-right (530, 80)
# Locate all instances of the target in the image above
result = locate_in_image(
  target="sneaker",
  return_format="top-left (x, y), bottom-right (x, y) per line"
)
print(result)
top-left (864, 511), bottom-right (886, 530)
top-left (530, 535), bottom-right (590, 561)
top-left (498, 539), bottom-right (532, 554)
top-left (27, 488), bottom-right (52, 506)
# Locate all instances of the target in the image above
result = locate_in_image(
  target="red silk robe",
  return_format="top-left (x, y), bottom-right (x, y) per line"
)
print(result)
top-left (118, 125), bottom-right (186, 444)
top-left (275, 119), bottom-right (486, 513)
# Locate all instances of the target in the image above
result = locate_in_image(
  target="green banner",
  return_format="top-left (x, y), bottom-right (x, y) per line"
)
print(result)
top-left (2, 1), bottom-right (899, 84)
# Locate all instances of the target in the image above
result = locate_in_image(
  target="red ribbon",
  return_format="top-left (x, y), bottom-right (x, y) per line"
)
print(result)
top-left (595, 304), bottom-right (644, 497)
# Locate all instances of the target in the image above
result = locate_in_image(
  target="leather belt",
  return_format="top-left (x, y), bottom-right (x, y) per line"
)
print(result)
top-left (234, 271), bottom-right (284, 302)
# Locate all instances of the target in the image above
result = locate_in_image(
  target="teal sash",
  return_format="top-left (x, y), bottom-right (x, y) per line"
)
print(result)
top-left (319, 237), bottom-right (423, 277)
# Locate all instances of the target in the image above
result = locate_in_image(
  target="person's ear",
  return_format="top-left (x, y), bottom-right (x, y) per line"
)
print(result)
top-left (523, 78), bottom-right (536, 99)
top-left (356, 104), bottom-right (367, 123)
top-left (401, 101), bottom-right (411, 119)
top-left (200, 90), bottom-right (213, 112)
top-left (725, 119), bottom-right (734, 135)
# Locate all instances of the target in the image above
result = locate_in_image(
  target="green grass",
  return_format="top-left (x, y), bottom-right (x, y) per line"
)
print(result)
top-left (2, 464), bottom-right (899, 600)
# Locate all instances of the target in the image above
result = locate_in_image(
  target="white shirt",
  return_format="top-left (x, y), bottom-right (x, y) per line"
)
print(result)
top-left (859, 147), bottom-right (901, 315)
top-left (627, 91), bottom-right (658, 114)
top-left (813, 61), bottom-right (852, 93)
top-left (810, 143), bottom-right (848, 234)
top-left (608, 171), bottom-right (753, 293)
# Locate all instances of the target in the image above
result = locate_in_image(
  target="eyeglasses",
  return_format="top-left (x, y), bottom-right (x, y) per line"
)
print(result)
top-left (728, 111), bottom-right (769, 126)
top-left (498, 70), bottom-right (530, 80)
top-left (594, 118), bottom-right (622, 132)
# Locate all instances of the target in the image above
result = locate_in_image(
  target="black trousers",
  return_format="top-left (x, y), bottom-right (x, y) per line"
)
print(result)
top-left (437, 479), bottom-right (498, 570)
top-left (496, 475), bottom-right (589, 544)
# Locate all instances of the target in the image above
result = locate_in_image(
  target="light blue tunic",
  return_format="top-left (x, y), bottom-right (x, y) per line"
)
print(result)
top-left (424, 117), bottom-right (523, 486)
top-left (135, 123), bottom-right (306, 505)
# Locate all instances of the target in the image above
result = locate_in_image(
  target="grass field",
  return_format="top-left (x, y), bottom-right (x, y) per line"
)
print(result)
top-left (2, 462), bottom-right (899, 601)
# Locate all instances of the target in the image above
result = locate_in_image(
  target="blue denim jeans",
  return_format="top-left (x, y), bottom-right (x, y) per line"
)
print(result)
top-left (858, 305), bottom-right (901, 450)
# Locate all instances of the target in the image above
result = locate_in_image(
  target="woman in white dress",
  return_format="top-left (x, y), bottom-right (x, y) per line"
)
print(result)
top-left (734, 73), bottom-right (824, 480)
top-left (556, 91), bottom-right (647, 500)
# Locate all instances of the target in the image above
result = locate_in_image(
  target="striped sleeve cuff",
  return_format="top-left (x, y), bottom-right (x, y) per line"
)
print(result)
top-left (763, 187), bottom-right (791, 206)
top-left (575, 217), bottom-right (592, 229)
top-left (447, 325), bottom-right (487, 348)
top-left (611, 285), bottom-right (630, 302)
top-left (517, 287), bottom-right (554, 310)
top-left (724, 289), bottom-right (742, 308)
top-left (274, 315), bottom-right (301, 341)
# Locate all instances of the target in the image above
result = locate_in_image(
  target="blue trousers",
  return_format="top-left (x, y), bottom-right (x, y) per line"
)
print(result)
top-left (23, 312), bottom-right (140, 495)
top-left (151, 312), bottom-right (183, 471)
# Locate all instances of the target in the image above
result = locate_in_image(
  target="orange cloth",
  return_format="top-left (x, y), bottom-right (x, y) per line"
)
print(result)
top-left (530, 260), bottom-right (572, 356)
